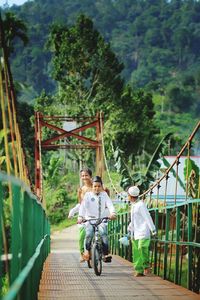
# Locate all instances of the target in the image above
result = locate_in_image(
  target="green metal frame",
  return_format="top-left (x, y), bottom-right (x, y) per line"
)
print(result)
top-left (108, 199), bottom-right (200, 293)
top-left (0, 172), bottom-right (50, 300)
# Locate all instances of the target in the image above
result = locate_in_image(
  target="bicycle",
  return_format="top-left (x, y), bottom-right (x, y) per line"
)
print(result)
top-left (84, 217), bottom-right (110, 276)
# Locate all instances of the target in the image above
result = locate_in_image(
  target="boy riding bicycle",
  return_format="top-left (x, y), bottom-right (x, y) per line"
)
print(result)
top-left (78, 176), bottom-right (116, 262)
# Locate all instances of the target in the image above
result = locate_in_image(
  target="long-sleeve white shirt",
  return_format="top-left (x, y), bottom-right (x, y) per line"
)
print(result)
top-left (79, 191), bottom-right (115, 219)
top-left (128, 200), bottom-right (156, 240)
top-left (68, 203), bottom-right (80, 218)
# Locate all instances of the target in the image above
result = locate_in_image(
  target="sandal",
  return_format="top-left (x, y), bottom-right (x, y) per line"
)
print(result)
top-left (83, 251), bottom-right (90, 261)
top-left (79, 253), bottom-right (85, 262)
top-left (134, 272), bottom-right (144, 277)
top-left (144, 268), bottom-right (151, 275)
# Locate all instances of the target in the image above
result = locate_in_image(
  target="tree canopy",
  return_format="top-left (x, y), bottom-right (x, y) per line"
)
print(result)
top-left (1, 1), bottom-right (199, 223)
top-left (1, 0), bottom-right (198, 140)
top-left (48, 15), bottom-right (124, 116)
top-left (39, 16), bottom-right (157, 162)
top-left (0, 11), bottom-right (28, 56)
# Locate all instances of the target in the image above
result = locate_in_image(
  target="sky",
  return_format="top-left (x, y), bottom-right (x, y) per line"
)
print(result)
top-left (0, 0), bottom-right (28, 6)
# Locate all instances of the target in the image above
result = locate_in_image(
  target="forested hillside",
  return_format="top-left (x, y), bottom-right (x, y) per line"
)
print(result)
top-left (1, 0), bottom-right (199, 166)
top-left (3, 0), bottom-right (200, 105)
top-left (1, 0), bottom-right (200, 225)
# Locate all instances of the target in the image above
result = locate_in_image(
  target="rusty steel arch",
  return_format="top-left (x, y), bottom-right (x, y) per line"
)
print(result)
top-left (35, 112), bottom-right (104, 200)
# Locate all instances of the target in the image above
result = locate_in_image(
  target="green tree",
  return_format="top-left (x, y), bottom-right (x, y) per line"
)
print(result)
top-left (113, 132), bottom-right (172, 191)
top-left (47, 14), bottom-right (124, 116)
top-left (184, 158), bottom-right (200, 198)
top-left (1, 12), bottom-right (28, 56)
top-left (45, 15), bottom-right (159, 166)
top-left (105, 86), bottom-right (157, 160)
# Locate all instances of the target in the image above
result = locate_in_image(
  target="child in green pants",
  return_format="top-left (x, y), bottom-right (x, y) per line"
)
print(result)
top-left (69, 168), bottom-right (110, 262)
top-left (79, 225), bottom-right (86, 254)
top-left (132, 239), bottom-right (150, 275)
top-left (127, 186), bottom-right (156, 276)
top-left (68, 168), bottom-right (93, 262)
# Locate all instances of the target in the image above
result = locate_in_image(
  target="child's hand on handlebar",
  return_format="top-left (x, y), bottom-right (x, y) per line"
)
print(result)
top-left (109, 214), bottom-right (117, 220)
top-left (77, 217), bottom-right (84, 224)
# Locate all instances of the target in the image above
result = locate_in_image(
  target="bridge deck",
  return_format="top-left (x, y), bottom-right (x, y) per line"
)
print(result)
top-left (38, 225), bottom-right (199, 300)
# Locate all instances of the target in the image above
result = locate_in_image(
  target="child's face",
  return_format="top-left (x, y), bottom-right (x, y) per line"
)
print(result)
top-left (81, 171), bottom-right (91, 183)
top-left (92, 182), bottom-right (103, 194)
top-left (128, 194), bottom-right (132, 201)
top-left (128, 194), bottom-right (135, 202)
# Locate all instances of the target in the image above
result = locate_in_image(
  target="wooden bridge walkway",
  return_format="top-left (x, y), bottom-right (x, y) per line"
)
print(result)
top-left (38, 225), bottom-right (200, 300)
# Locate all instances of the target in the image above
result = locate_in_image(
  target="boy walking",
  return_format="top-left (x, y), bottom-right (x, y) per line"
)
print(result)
top-left (127, 186), bottom-right (156, 277)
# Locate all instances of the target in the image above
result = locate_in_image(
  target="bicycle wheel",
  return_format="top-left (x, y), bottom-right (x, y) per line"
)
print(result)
top-left (92, 244), bottom-right (102, 276)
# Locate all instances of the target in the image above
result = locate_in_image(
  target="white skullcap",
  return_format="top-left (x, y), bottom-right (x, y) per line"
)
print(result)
top-left (128, 186), bottom-right (140, 197)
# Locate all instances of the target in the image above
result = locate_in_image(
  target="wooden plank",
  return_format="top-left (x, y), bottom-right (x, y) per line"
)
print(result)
top-left (38, 226), bottom-right (200, 300)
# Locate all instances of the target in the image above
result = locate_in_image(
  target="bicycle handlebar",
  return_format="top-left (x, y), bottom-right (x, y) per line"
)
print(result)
top-left (80, 217), bottom-right (109, 225)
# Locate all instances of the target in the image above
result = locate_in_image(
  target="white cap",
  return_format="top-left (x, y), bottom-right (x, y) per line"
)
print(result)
top-left (128, 186), bottom-right (140, 197)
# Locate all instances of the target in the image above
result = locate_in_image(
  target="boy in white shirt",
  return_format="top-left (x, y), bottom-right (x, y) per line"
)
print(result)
top-left (78, 176), bottom-right (116, 261)
top-left (127, 186), bottom-right (156, 277)
top-left (68, 168), bottom-right (111, 262)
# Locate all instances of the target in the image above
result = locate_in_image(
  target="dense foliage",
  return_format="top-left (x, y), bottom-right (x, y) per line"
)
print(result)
top-left (1, 0), bottom-right (198, 137)
top-left (47, 15), bottom-right (124, 116)
top-left (1, 0), bottom-right (200, 223)
top-left (37, 15), bottom-right (158, 160)
top-left (1, 1), bottom-right (198, 95)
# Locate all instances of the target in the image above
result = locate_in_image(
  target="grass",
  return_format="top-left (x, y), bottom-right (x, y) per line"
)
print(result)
top-left (50, 217), bottom-right (77, 233)
top-left (1, 274), bottom-right (9, 297)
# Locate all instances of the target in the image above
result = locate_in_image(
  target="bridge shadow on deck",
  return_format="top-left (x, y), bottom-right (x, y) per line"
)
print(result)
top-left (38, 225), bottom-right (199, 300)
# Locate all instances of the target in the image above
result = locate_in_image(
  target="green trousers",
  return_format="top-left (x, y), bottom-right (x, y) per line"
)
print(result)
top-left (132, 239), bottom-right (150, 273)
top-left (79, 226), bottom-right (86, 254)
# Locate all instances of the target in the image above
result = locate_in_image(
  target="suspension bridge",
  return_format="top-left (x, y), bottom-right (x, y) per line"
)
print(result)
top-left (0, 15), bottom-right (200, 300)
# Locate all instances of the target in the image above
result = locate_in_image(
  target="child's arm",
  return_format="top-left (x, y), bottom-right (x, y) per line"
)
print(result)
top-left (77, 187), bottom-right (82, 203)
top-left (68, 203), bottom-right (80, 218)
top-left (105, 194), bottom-right (116, 218)
top-left (140, 202), bottom-right (156, 233)
top-left (78, 195), bottom-right (87, 222)
top-left (103, 186), bottom-right (110, 196)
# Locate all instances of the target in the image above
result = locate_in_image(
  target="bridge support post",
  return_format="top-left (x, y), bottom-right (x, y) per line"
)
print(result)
top-left (34, 112), bottom-right (104, 201)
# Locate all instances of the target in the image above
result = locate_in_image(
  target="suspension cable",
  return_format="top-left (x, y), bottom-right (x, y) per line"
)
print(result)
top-left (37, 113), bottom-right (44, 203)
top-left (99, 111), bottom-right (120, 195)
top-left (0, 67), bottom-right (11, 176)
top-left (3, 60), bottom-right (19, 177)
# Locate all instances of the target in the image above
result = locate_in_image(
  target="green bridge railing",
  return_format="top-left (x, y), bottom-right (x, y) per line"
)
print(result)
top-left (108, 120), bottom-right (200, 294)
top-left (108, 198), bottom-right (200, 294)
top-left (0, 172), bottom-right (50, 300)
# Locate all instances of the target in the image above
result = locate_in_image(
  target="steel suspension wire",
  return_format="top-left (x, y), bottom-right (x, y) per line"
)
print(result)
top-left (0, 67), bottom-right (11, 176)
top-left (4, 64), bottom-right (18, 177)
top-left (185, 141), bottom-right (191, 201)
top-left (0, 14), bottom-right (31, 187)
top-left (99, 111), bottom-right (120, 195)
top-left (37, 112), bottom-right (44, 204)
top-left (143, 121), bottom-right (200, 289)
top-left (4, 55), bottom-right (30, 185)
top-left (141, 120), bottom-right (200, 199)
